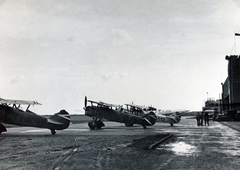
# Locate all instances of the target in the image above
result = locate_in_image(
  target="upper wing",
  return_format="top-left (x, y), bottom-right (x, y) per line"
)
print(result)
top-left (0, 98), bottom-right (41, 105)
top-left (99, 101), bottom-right (121, 108)
top-left (87, 99), bottom-right (121, 108)
top-left (125, 103), bottom-right (143, 109)
top-left (125, 104), bottom-right (156, 112)
top-left (87, 99), bottom-right (101, 105)
top-left (159, 110), bottom-right (188, 116)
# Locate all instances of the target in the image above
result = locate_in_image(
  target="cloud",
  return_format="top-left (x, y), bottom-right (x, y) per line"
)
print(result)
top-left (102, 71), bottom-right (128, 82)
top-left (108, 29), bottom-right (133, 44)
top-left (0, 0), bottom-right (7, 7)
top-left (10, 76), bottom-right (21, 84)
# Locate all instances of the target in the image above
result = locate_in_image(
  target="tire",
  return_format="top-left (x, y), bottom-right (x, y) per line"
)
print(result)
top-left (124, 123), bottom-right (134, 127)
top-left (88, 121), bottom-right (96, 130)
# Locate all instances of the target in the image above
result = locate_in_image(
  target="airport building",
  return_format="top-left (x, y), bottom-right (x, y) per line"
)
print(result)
top-left (221, 55), bottom-right (240, 112)
top-left (202, 98), bottom-right (221, 112)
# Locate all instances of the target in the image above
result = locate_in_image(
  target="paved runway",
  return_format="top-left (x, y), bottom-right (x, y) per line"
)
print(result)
top-left (1, 117), bottom-right (240, 169)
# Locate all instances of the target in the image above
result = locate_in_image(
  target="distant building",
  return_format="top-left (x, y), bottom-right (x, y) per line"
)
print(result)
top-left (202, 98), bottom-right (220, 112)
top-left (221, 77), bottom-right (229, 111)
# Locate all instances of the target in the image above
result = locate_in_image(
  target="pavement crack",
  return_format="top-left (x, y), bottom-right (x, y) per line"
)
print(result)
top-left (53, 136), bottom-right (79, 170)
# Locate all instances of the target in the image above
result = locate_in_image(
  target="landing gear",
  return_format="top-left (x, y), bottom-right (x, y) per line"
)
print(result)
top-left (88, 121), bottom-right (96, 130)
top-left (124, 123), bottom-right (134, 127)
top-left (170, 123), bottom-right (173, 126)
top-left (88, 119), bottom-right (105, 130)
top-left (51, 129), bottom-right (56, 135)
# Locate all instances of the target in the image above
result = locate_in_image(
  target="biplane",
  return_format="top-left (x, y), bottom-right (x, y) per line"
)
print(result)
top-left (156, 110), bottom-right (182, 126)
top-left (84, 97), bottom-right (157, 129)
top-left (156, 112), bottom-right (181, 126)
top-left (0, 98), bottom-right (70, 134)
top-left (126, 104), bottom-right (181, 126)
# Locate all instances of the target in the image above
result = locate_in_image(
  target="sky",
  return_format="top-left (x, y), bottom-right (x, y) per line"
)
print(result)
top-left (1, 0), bottom-right (240, 114)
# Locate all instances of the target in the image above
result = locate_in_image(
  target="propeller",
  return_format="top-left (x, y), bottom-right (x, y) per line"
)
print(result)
top-left (84, 96), bottom-right (87, 108)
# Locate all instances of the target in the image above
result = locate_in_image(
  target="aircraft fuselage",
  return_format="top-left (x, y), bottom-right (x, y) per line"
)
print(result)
top-left (0, 104), bottom-right (70, 134)
top-left (85, 106), bottom-right (145, 126)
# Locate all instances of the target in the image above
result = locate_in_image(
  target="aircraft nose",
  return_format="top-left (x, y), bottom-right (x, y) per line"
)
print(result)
top-left (84, 107), bottom-right (92, 116)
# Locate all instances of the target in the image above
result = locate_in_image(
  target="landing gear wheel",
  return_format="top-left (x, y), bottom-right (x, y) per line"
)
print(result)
top-left (51, 129), bottom-right (56, 135)
top-left (96, 120), bottom-right (105, 129)
top-left (88, 121), bottom-right (96, 130)
top-left (124, 123), bottom-right (134, 127)
top-left (170, 123), bottom-right (173, 126)
top-left (88, 119), bottom-right (105, 130)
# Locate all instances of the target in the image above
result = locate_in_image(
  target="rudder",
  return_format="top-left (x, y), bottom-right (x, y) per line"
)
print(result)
top-left (49, 110), bottom-right (71, 130)
top-left (143, 112), bottom-right (157, 126)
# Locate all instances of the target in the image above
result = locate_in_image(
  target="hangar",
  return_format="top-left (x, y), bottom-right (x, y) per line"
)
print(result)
top-left (219, 55), bottom-right (240, 120)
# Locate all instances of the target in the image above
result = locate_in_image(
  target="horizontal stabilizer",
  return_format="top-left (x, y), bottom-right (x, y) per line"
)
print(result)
top-left (56, 114), bottom-right (71, 121)
top-left (47, 119), bottom-right (63, 125)
top-left (144, 117), bottom-right (152, 125)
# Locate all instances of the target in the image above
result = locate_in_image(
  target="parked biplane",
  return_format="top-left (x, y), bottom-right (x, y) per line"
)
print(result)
top-left (84, 97), bottom-right (157, 129)
top-left (156, 112), bottom-right (181, 126)
top-left (126, 104), bottom-right (181, 126)
top-left (156, 110), bottom-right (182, 126)
top-left (0, 98), bottom-right (70, 134)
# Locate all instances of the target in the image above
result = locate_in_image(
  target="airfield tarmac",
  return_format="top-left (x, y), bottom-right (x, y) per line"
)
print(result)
top-left (1, 117), bottom-right (240, 170)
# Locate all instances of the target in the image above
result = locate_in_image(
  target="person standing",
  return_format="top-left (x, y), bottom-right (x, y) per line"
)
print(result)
top-left (200, 111), bottom-right (204, 126)
top-left (196, 112), bottom-right (201, 126)
top-left (204, 112), bottom-right (209, 126)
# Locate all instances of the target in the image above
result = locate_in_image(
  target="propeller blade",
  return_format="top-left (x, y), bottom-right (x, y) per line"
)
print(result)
top-left (84, 96), bottom-right (87, 108)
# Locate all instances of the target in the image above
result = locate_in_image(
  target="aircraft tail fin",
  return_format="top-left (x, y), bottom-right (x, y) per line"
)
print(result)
top-left (48, 110), bottom-right (71, 130)
top-left (170, 112), bottom-right (181, 123)
top-left (143, 112), bottom-right (157, 126)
